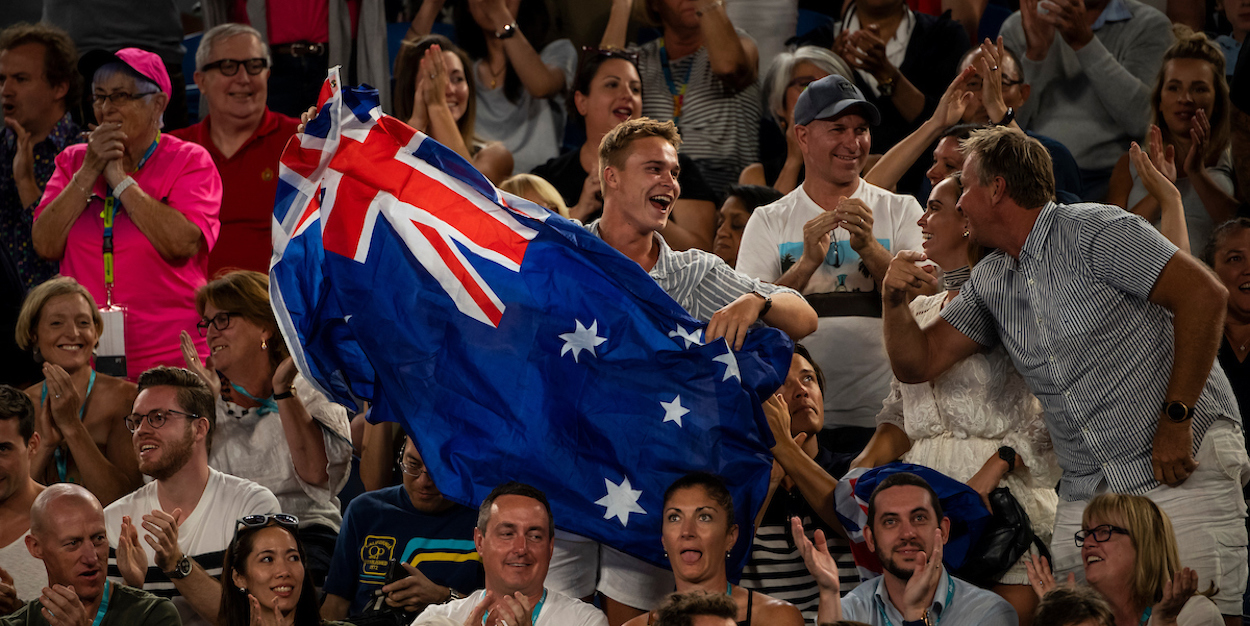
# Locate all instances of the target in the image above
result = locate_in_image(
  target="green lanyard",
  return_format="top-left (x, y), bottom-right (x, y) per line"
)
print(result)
top-left (90, 580), bottom-right (111, 626)
top-left (658, 39), bottom-right (692, 126)
top-left (102, 135), bottom-right (160, 305)
top-left (876, 574), bottom-right (955, 626)
top-left (41, 369), bottom-right (96, 482)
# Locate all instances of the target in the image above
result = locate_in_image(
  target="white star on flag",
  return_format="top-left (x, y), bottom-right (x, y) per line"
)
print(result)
top-left (559, 319), bottom-right (606, 363)
top-left (668, 325), bottom-right (704, 349)
top-left (660, 396), bottom-right (689, 426)
top-left (595, 477), bottom-right (646, 527)
top-left (713, 348), bottom-right (740, 382)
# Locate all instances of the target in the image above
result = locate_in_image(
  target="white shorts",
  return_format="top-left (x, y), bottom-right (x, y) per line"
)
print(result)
top-left (1050, 419), bottom-right (1250, 615)
top-left (548, 530), bottom-right (601, 599)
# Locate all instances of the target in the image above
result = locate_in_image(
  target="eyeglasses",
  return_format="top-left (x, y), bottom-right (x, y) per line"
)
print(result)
top-left (237, 513), bottom-right (300, 531)
top-left (202, 57), bottom-right (269, 76)
top-left (397, 456), bottom-right (431, 480)
top-left (125, 408), bottom-right (199, 433)
top-left (92, 91), bottom-right (157, 106)
top-left (197, 311), bottom-right (237, 337)
top-left (1074, 524), bottom-right (1129, 547)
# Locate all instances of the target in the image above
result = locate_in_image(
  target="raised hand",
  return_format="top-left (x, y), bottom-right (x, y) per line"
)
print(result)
top-left (272, 357), bottom-right (299, 398)
top-left (764, 394), bottom-right (792, 446)
top-left (901, 528), bottom-right (944, 621)
top-left (1019, 0), bottom-right (1057, 61)
top-left (1151, 567), bottom-right (1198, 625)
top-left (882, 250), bottom-right (938, 306)
top-left (792, 516), bottom-right (841, 593)
top-left (180, 330), bottom-right (221, 398)
top-left (1147, 125), bottom-right (1178, 183)
top-left (1182, 108), bottom-right (1211, 177)
top-left (116, 516), bottom-right (149, 587)
top-left (39, 584), bottom-right (88, 626)
top-left (0, 566), bottom-right (17, 614)
top-left (83, 122), bottom-right (126, 176)
top-left (935, 66), bottom-right (976, 127)
top-left (140, 508), bottom-right (185, 573)
top-left (1037, 0), bottom-right (1094, 50)
top-left (463, 590), bottom-right (497, 626)
top-left (42, 363), bottom-right (84, 433)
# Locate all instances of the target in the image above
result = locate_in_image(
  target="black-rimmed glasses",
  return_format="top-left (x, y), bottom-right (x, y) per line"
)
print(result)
top-left (202, 57), bottom-right (269, 76)
top-left (125, 408), bottom-right (199, 433)
top-left (197, 312), bottom-right (237, 337)
top-left (1074, 524), bottom-right (1129, 547)
top-left (92, 91), bottom-right (158, 106)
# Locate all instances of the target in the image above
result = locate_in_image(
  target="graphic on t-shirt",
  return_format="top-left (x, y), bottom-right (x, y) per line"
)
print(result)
top-left (360, 535), bottom-right (397, 582)
top-left (778, 238), bottom-right (890, 291)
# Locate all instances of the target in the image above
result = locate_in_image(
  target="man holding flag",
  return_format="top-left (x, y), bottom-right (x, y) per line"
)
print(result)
top-left (573, 117), bottom-right (817, 622)
top-left (270, 70), bottom-right (805, 626)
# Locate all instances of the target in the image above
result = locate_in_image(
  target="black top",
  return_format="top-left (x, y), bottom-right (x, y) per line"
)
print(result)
top-left (532, 148), bottom-right (720, 222)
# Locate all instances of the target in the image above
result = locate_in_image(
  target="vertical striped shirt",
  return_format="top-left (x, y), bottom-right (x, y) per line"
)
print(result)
top-left (586, 222), bottom-right (800, 321)
top-left (941, 201), bottom-right (1240, 501)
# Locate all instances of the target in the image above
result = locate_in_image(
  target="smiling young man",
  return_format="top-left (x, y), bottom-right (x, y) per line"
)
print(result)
top-left (0, 23), bottom-right (82, 291)
top-left (3, 483), bottom-right (179, 626)
top-left (321, 436), bottom-right (484, 621)
top-left (840, 473), bottom-right (1017, 626)
top-left (169, 23), bottom-right (299, 276)
top-left (736, 74), bottom-right (925, 471)
top-left (103, 366), bottom-right (278, 626)
top-left (571, 117), bottom-right (815, 622)
top-left (416, 482), bottom-right (608, 626)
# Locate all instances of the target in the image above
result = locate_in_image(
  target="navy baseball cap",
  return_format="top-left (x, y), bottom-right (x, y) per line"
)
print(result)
top-left (793, 74), bottom-right (881, 126)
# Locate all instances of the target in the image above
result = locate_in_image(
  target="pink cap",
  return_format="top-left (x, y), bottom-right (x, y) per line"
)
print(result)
top-left (112, 48), bottom-right (171, 98)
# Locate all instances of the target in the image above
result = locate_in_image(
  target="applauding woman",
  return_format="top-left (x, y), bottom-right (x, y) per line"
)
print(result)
top-left (221, 514), bottom-right (348, 626)
top-left (17, 276), bottom-right (140, 503)
top-left (182, 270), bottom-right (351, 585)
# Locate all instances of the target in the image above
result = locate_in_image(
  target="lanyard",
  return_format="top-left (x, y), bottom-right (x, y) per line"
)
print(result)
top-left (41, 369), bottom-right (97, 482)
top-left (90, 580), bottom-right (111, 626)
top-left (876, 574), bottom-right (955, 626)
top-left (1140, 606), bottom-right (1152, 625)
top-left (102, 135), bottom-right (160, 304)
top-left (229, 381), bottom-right (278, 416)
top-left (658, 39), bottom-right (693, 126)
top-left (482, 589), bottom-right (547, 625)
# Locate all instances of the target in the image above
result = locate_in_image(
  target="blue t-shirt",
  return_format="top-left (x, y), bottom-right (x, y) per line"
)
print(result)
top-left (324, 485), bottom-right (484, 615)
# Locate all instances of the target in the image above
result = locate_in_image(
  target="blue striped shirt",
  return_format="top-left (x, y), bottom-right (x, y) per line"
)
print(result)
top-left (941, 201), bottom-right (1240, 501)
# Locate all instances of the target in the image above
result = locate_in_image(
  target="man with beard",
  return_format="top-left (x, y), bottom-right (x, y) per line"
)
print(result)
top-left (2, 483), bottom-right (179, 626)
top-left (103, 366), bottom-right (278, 626)
top-left (840, 473), bottom-right (1016, 626)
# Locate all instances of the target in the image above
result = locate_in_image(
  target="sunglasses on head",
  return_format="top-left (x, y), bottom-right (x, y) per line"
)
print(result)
top-left (236, 513), bottom-right (300, 534)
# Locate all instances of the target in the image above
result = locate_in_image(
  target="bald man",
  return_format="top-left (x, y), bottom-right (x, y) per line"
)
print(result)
top-left (1, 484), bottom-right (179, 626)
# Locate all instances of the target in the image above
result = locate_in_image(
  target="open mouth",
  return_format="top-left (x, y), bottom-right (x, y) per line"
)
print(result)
top-left (212, 344), bottom-right (227, 354)
top-left (613, 107), bottom-right (633, 121)
top-left (57, 343), bottom-right (85, 351)
top-left (679, 549), bottom-right (703, 565)
top-left (649, 195), bottom-right (673, 213)
top-left (271, 585), bottom-right (294, 597)
top-left (1239, 281), bottom-right (1250, 293)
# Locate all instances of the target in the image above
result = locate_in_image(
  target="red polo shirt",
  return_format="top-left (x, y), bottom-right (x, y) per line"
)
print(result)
top-left (171, 108), bottom-right (299, 276)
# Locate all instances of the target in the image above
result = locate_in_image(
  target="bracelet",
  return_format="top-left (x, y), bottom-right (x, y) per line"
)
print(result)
top-left (494, 21), bottom-right (518, 39)
top-left (112, 176), bottom-right (138, 198)
top-left (72, 176), bottom-right (93, 198)
top-left (273, 388), bottom-right (295, 400)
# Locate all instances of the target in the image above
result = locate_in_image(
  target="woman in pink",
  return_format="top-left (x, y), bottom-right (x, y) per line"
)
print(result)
top-left (32, 48), bottom-right (221, 381)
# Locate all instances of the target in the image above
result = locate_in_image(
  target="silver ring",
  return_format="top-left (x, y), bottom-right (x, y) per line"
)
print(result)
top-left (991, 65), bottom-right (999, 71)
top-left (54, 394), bottom-right (61, 399)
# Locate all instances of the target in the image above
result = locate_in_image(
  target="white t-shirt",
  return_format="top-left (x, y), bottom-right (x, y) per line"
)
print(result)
top-left (736, 180), bottom-right (925, 429)
top-left (0, 531), bottom-right (47, 604)
top-left (415, 588), bottom-right (608, 626)
top-left (1175, 594), bottom-right (1224, 626)
top-left (104, 468), bottom-right (280, 626)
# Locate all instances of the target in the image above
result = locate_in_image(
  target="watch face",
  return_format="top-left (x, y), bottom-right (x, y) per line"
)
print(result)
top-left (1166, 402), bottom-right (1188, 421)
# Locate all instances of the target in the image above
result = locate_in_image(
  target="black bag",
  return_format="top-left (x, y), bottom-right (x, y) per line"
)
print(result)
top-left (953, 487), bottom-right (1051, 588)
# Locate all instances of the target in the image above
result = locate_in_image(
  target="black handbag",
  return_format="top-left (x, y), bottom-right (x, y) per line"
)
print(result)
top-left (953, 487), bottom-right (1051, 588)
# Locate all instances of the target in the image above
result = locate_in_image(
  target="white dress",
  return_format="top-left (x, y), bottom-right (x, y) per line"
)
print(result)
top-left (876, 292), bottom-right (1061, 585)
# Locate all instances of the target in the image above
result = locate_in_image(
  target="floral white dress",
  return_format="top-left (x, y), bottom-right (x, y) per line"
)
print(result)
top-left (877, 292), bottom-right (1060, 585)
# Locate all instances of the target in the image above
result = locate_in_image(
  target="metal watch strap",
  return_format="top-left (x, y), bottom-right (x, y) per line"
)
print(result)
top-left (494, 22), bottom-right (518, 39)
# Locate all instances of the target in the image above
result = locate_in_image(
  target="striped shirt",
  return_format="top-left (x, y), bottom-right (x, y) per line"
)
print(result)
top-left (633, 34), bottom-right (761, 197)
top-left (941, 201), bottom-right (1240, 501)
top-left (586, 222), bottom-right (800, 322)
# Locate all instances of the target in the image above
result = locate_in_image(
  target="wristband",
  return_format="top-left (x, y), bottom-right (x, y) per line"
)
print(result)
top-left (112, 176), bottom-right (138, 198)
top-left (273, 388), bottom-right (295, 400)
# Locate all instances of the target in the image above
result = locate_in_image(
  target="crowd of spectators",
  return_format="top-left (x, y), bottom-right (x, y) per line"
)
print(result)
top-left (1, 0), bottom-right (1250, 626)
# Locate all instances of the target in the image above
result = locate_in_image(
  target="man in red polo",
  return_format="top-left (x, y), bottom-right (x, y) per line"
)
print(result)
top-left (171, 23), bottom-right (298, 275)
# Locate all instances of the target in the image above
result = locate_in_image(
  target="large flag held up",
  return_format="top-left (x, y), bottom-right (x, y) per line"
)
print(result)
top-left (269, 68), bottom-right (792, 568)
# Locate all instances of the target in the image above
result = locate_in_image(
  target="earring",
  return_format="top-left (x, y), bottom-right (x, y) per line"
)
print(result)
top-left (663, 552), bottom-right (668, 558)
top-left (239, 587), bottom-right (247, 593)
top-left (963, 230), bottom-right (969, 239)
top-left (261, 339), bottom-right (268, 350)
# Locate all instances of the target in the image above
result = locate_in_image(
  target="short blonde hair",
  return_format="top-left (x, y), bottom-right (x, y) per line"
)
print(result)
top-left (960, 127), bottom-right (1054, 210)
top-left (598, 117), bottom-right (682, 173)
top-left (15, 276), bottom-right (103, 351)
top-left (500, 174), bottom-right (570, 218)
top-left (1082, 493), bottom-right (1213, 608)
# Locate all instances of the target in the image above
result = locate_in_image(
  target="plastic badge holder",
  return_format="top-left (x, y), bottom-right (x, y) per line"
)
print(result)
top-left (97, 306), bottom-right (127, 377)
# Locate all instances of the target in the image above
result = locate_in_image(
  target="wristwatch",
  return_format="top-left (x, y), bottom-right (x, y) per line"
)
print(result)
top-left (877, 74), bottom-right (896, 97)
top-left (166, 555), bottom-right (192, 580)
top-left (753, 291), bottom-right (773, 317)
top-left (494, 21), bottom-right (518, 39)
top-left (443, 588), bottom-right (466, 604)
top-left (1163, 400), bottom-right (1193, 423)
top-left (998, 446), bottom-right (1017, 473)
top-left (994, 107), bottom-right (1015, 127)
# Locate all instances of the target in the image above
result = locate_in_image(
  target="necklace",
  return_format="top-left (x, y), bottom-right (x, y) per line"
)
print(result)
top-left (1226, 328), bottom-right (1250, 352)
top-left (483, 60), bottom-right (505, 90)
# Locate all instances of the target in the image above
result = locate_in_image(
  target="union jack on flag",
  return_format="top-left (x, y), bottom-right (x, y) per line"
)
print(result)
top-left (269, 68), bottom-right (792, 568)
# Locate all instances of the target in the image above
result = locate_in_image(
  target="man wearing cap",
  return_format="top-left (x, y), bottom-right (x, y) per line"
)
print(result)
top-left (736, 74), bottom-right (926, 471)
top-left (31, 47), bottom-right (222, 381)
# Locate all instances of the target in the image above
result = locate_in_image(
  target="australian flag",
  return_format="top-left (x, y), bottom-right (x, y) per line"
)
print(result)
top-left (269, 68), bottom-right (791, 569)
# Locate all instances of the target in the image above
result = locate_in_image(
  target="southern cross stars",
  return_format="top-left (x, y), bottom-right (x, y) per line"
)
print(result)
top-left (596, 477), bottom-right (646, 527)
top-left (713, 348), bottom-right (740, 382)
top-left (668, 325), bottom-right (704, 349)
top-left (559, 319), bottom-right (606, 363)
top-left (661, 396), bottom-right (689, 426)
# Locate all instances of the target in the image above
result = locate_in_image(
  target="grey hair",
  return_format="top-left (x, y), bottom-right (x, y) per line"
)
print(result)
top-left (92, 61), bottom-right (164, 128)
top-left (195, 23), bottom-right (270, 72)
top-left (763, 45), bottom-right (854, 128)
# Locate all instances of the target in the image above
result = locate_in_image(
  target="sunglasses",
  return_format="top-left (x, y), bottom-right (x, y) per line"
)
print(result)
top-left (236, 513), bottom-right (300, 533)
top-left (580, 46), bottom-right (639, 63)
